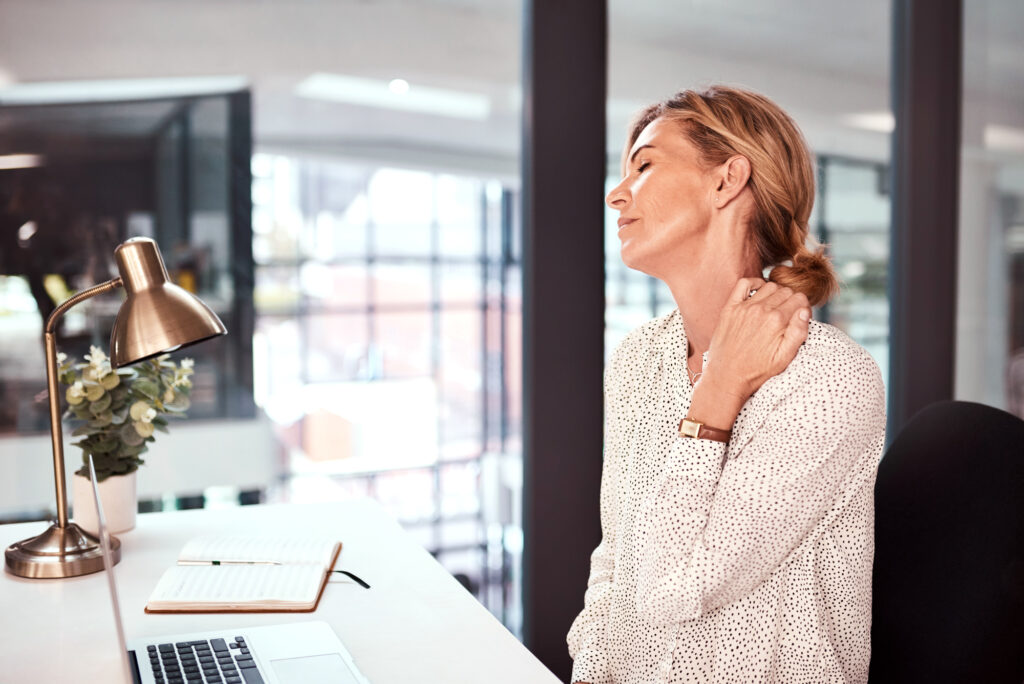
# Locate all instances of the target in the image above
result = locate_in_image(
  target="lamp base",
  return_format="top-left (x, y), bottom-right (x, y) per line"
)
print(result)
top-left (4, 521), bottom-right (120, 579)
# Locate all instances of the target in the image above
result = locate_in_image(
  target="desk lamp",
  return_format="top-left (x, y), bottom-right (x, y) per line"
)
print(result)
top-left (4, 237), bottom-right (227, 578)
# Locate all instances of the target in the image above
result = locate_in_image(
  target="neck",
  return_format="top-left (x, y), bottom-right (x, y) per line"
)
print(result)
top-left (662, 232), bottom-right (758, 362)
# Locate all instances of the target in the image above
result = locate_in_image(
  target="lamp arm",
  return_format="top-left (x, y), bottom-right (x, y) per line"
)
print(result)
top-left (44, 277), bottom-right (123, 528)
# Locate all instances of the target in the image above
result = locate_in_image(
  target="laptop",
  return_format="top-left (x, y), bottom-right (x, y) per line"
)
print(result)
top-left (87, 456), bottom-right (371, 684)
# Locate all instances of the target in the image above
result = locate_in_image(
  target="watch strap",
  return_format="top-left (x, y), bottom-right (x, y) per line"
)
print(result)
top-left (678, 417), bottom-right (732, 443)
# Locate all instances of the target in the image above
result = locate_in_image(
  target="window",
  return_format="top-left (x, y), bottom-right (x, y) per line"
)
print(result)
top-left (251, 153), bottom-right (523, 626)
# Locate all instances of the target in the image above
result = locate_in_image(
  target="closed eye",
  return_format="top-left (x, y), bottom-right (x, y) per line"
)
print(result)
top-left (637, 161), bottom-right (650, 174)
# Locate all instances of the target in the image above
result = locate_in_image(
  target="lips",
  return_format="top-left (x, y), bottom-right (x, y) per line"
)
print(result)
top-left (617, 217), bottom-right (637, 229)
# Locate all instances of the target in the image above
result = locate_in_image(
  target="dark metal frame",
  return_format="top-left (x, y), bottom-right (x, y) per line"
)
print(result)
top-left (888, 0), bottom-right (963, 437)
top-left (521, 0), bottom-right (607, 679)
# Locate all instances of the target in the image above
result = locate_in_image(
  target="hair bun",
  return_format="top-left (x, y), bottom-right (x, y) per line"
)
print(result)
top-left (767, 245), bottom-right (838, 308)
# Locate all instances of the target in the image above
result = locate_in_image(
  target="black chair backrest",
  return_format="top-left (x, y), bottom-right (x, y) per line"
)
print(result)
top-left (870, 400), bottom-right (1024, 683)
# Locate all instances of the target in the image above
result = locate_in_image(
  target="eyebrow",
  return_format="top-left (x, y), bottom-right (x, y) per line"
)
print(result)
top-left (629, 144), bottom-right (655, 166)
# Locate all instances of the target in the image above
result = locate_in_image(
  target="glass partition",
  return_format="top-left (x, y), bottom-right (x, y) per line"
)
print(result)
top-left (957, 0), bottom-right (1024, 417)
top-left (0, 93), bottom-right (254, 433)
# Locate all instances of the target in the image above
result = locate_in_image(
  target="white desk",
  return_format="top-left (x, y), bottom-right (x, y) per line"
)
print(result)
top-left (0, 500), bottom-right (560, 683)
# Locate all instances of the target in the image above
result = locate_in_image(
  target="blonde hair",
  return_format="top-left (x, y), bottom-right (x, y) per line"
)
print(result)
top-left (626, 85), bottom-right (839, 307)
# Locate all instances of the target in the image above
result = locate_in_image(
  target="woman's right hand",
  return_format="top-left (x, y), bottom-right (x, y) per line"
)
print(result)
top-left (687, 277), bottom-right (811, 430)
top-left (706, 277), bottom-right (812, 399)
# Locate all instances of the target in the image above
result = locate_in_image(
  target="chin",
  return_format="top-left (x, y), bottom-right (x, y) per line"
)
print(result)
top-left (619, 245), bottom-right (656, 278)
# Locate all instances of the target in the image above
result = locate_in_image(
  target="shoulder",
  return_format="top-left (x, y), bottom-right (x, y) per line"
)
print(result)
top-left (800, 321), bottom-right (883, 381)
top-left (608, 309), bottom-right (678, 368)
top-left (728, 320), bottom-right (887, 459)
top-left (786, 320), bottom-right (886, 411)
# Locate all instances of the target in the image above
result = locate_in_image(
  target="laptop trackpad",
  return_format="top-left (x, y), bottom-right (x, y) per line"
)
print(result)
top-left (271, 653), bottom-right (361, 683)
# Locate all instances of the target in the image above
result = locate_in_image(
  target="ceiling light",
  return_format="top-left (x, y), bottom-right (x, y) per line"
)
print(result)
top-left (985, 125), bottom-right (1024, 153)
top-left (388, 79), bottom-right (410, 95)
top-left (295, 73), bottom-right (490, 121)
top-left (17, 221), bottom-right (37, 244)
top-left (0, 154), bottom-right (44, 170)
top-left (841, 112), bottom-right (894, 133)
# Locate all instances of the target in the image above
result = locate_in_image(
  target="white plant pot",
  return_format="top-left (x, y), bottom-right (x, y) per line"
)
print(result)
top-left (72, 470), bottom-right (138, 537)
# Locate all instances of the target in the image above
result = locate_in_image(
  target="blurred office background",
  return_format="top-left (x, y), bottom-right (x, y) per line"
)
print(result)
top-left (0, 0), bottom-right (1021, 650)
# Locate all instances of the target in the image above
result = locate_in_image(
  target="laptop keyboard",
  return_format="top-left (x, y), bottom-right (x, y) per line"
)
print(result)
top-left (145, 636), bottom-right (264, 684)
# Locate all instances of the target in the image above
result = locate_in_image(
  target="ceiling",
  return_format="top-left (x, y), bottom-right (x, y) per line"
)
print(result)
top-left (0, 0), bottom-right (1020, 178)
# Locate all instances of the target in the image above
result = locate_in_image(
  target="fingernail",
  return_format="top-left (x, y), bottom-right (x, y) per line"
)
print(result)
top-left (799, 309), bottom-right (811, 322)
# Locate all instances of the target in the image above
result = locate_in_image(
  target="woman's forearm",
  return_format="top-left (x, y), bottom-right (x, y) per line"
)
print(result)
top-left (686, 369), bottom-right (746, 431)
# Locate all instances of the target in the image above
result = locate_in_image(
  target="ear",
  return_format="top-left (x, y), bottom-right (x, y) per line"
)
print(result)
top-left (713, 155), bottom-right (751, 208)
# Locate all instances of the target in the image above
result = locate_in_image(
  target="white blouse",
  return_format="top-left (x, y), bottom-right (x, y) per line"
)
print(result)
top-left (567, 309), bottom-right (886, 684)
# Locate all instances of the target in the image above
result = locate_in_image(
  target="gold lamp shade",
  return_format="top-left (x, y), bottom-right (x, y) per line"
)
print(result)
top-left (110, 238), bottom-right (227, 367)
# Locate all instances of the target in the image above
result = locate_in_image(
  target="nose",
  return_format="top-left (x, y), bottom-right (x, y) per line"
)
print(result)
top-left (606, 177), bottom-right (630, 210)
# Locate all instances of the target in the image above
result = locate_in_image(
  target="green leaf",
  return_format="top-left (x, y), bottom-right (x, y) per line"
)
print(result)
top-left (164, 394), bottom-right (191, 412)
top-left (90, 437), bottom-right (120, 453)
top-left (84, 383), bottom-right (105, 402)
top-left (133, 379), bottom-right (159, 400)
top-left (71, 424), bottom-right (101, 437)
top-left (119, 443), bottom-right (147, 456)
top-left (153, 422), bottom-right (169, 434)
top-left (89, 393), bottom-right (112, 414)
top-left (119, 422), bottom-right (144, 447)
top-left (88, 411), bottom-right (114, 428)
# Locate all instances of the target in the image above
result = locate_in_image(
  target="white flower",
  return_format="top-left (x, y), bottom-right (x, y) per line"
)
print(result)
top-left (68, 381), bottom-right (85, 400)
top-left (181, 358), bottom-right (194, 370)
top-left (66, 381), bottom-right (86, 405)
top-left (84, 346), bottom-right (107, 365)
top-left (84, 345), bottom-right (112, 378)
top-left (141, 407), bottom-right (157, 423)
top-left (56, 352), bottom-right (67, 365)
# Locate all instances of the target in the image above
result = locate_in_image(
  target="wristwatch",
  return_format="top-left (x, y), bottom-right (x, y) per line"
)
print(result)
top-left (678, 417), bottom-right (732, 443)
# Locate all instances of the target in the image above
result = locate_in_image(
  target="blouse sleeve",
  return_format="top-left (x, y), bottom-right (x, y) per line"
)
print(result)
top-left (634, 347), bottom-right (886, 627)
top-left (566, 342), bottom-right (632, 684)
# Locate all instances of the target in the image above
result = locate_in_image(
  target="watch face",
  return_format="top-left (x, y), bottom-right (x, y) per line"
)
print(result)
top-left (678, 419), bottom-right (702, 439)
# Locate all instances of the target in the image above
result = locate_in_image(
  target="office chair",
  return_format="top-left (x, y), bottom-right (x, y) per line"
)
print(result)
top-left (869, 400), bottom-right (1024, 683)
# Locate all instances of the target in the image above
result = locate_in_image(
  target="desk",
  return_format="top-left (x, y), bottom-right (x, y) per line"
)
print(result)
top-left (0, 500), bottom-right (560, 683)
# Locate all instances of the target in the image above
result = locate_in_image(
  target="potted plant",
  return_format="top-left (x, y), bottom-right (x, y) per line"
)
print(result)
top-left (58, 345), bottom-right (194, 534)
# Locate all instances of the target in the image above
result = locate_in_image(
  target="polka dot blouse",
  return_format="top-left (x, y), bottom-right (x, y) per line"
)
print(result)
top-left (567, 309), bottom-right (886, 684)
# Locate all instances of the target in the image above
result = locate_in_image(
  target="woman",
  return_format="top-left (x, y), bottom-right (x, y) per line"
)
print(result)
top-left (567, 86), bottom-right (886, 683)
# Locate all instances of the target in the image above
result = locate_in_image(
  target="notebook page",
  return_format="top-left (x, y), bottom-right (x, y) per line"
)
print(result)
top-left (148, 564), bottom-right (324, 606)
top-left (178, 536), bottom-right (337, 568)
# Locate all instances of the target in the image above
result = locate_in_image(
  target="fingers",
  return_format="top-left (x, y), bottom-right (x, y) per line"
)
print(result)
top-left (779, 302), bottom-right (811, 359)
top-left (729, 277), bottom-right (767, 305)
top-left (754, 282), bottom-right (792, 309)
top-left (751, 285), bottom-right (811, 341)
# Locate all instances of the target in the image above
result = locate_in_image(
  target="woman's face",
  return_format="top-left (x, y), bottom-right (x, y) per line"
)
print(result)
top-left (606, 117), bottom-right (718, 278)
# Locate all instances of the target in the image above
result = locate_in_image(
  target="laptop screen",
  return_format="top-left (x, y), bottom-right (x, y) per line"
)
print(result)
top-left (88, 455), bottom-right (136, 684)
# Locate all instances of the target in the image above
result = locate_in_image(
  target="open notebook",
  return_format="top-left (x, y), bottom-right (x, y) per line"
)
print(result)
top-left (145, 536), bottom-right (341, 613)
